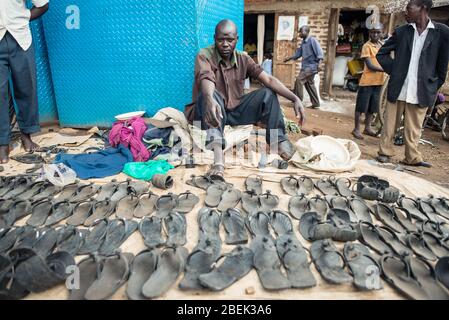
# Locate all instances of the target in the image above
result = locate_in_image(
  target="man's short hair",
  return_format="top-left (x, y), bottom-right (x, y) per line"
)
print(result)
top-left (300, 25), bottom-right (310, 33)
top-left (412, 0), bottom-right (433, 11)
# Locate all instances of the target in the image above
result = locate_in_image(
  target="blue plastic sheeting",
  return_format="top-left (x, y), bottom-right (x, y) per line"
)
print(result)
top-left (42, 0), bottom-right (243, 127)
top-left (30, 18), bottom-right (59, 123)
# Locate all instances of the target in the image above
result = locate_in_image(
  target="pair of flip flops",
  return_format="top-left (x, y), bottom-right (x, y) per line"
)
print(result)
top-left (299, 210), bottom-right (359, 242)
top-left (27, 199), bottom-right (72, 228)
top-left (326, 196), bottom-right (367, 223)
top-left (115, 192), bottom-right (158, 219)
top-left (288, 194), bottom-right (329, 220)
top-left (398, 196), bottom-right (442, 223)
top-left (95, 179), bottom-right (149, 203)
top-left (245, 175), bottom-right (264, 195)
top-left (315, 176), bottom-right (353, 197)
top-left (205, 184), bottom-right (241, 212)
top-left (139, 212), bottom-right (187, 249)
top-left (14, 181), bottom-right (61, 203)
top-left (381, 253), bottom-right (449, 300)
top-left (153, 192), bottom-right (200, 218)
top-left (242, 190), bottom-right (279, 214)
top-left (356, 175), bottom-right (399, 203)
top-left (69, 253), bottom-right (134, 300)
top-left (186, 174), bottom-right (226, 191)
top-left (222, 208), bottom-right (249, 245)
top-left (127, 247), bottom-right (188, 299)
top-left (1, 176), bottom-right (34, 200)
top-left (280, 175), bottom-right (315, 196)
top-left (78, 219), bottom-right (138, 256)
top-left (404, 232), bottom-right (449, 262)
top-left (424, 196), bottom-right (449, 221)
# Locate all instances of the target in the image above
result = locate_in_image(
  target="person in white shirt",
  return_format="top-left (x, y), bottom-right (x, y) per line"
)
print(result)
top-left (261, 52), bottom-right (273, 76)
top-left (376, 0), bottom-right (449, 168)
top-left (0, 0), bottom-right (49, 164)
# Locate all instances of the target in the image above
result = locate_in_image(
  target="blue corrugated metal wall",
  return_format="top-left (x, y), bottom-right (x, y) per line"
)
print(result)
top-left (42, 0), bottom-right (244, 127)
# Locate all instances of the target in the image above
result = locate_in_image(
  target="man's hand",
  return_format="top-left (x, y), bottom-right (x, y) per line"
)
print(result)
top-left (204, 96), bottom-right (223, 128)
top-left (284, 57), bottom-right (292, 63)
top-left (317, 64), bottom-right (324, 72)
top-left (293, 98), bottom-right (306, 126)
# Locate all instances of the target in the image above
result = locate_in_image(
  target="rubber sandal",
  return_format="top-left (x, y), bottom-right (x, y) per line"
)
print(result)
top-left (328, 196), bottom-right (358, 223)
top-left (83, 199), bottom-right (115, 227)
top-left (355, 175), bottom-right (382, 201)
top-left (139, 217), bottom-right (165, 249)
top-left (0, 227), bottom-right (25, 254)
top-left (308, 195), bottom-right (328, 219)
top-left (2, 176), bottom-right (33, 200)
top-left (421, 232), bottom-right (449, 258)
top-left (343, 242), bottom-right (383, 291)
top-left (9, 226), bottom-right (39, 254)
top-left (96, 180), bottom-right (119, 202)
top-left (173, 191), bottom-right (199, 214)
top-left (435, 257), bottom-right (449, 291)
top-left (126, 249), bottom-right (158, 300)
top-left (134, 192), bottom-right (158, 218)
top-left (68, 256), bottom-right (99, 300)
top-left (259, 190), bottom-right (279, 212)
top-left (205, 184), bottom-right (227, 208)
top-left (151, 174), bottom-right (173, 190)
top-left (199, 246), bottom-right (254, 291)
top-left (0, 207), bottom-right (16, 230)
top-left (398, 196), bottom-right (428, 221)
top-left (143, 247), bottom-right (188, 298)
top-left (376, 226), bottom-right (412, 256)
top-left (406, 254), bottom-right (449, 300)
top-left (11, 153), bottom-right (44, 164)
top-left (405, 233), bottom-right (438, 261)
top-left (186, 175), bottom-right (213, 191)
top-left (26, 198), bottom-right (53, 227)
top-left (311, 239), bottom-right (353, 284)
top-left (164, 212), bottom-right (187, 247)
top-left (179, 242), bottom-right (222, 291)
top-left (71, 183), bottom-right (99, 203)
top-left (380, 254), bottom-right (428, 300)
top-left (15, 181), bottom-right (45, 201)
top-left (246, 211), bottom-right (272, 238)
top-left (426, 196), bottom-right (449, 220)
top-left (217, 187), bottom-right (241, 212)
top-left (280, 176), bottom-right (300, 196)
top-left (56, 226), bottom-right (86, 256)
top-left (14, 249), bottom-right (75, 293)
top-left (358, 222), bottom-right (393, 255)
top-left (0, 255), bottom-right (27, 299)
top-left (32, 228), bottom-right (58, 257)
top-left (392, 207), bottom-right (418, 233)
top-left (99, 219), bottom-right (138, 256)
top-left (251, 236), bottom-right (291, 290)
top-left (155, 193), bottom-right (178, 218)
top-left (78, 220), bottom-right (109, 255)
top-left (315, 176), bottom-right (339, 196)
top-left (241, 191), bottom-right (260, 214)
top-left (127, 180), bottom-right (150, 196)
top-left (31, 182), bottom-right (61, 203)
top-left (299, 212), bottom-right (331, 242)
top-left (45, 200), bottom-right (72, 227)
top-left (372, 203), bottom-right (407, 234)
top-left (245, 175), bottom-right (263, 195)
top-left (222, 209), bottom-right (248, 245)
top-left (288, 194), bottom-right (309, 220)
top-left (270, 210), bottom-right (293, 236)
top-left (298, 176), bottom-right (315, 196)
top-left (84, 253), bottom-right (134, 300)
top-left (335, 178), bottom-right (353, 197)
top-left (116, 194), bottom-right (140, 220)
top-left (326, 209), bottom-right (359, 242)
top-left (66, 200), bottom-right (94, 227)
top-left (55, 182), bottom-right (79, 202)
top-left (110, 180), bottom-right (131, 202)
top-left (198, 208), bottom-right (221, 235)
top-left (349, 197), bottom-right (373, 223)
top-left (276, 234), bottom-right (316, 289)
top-left (416, 198), bottom-right (443, 223)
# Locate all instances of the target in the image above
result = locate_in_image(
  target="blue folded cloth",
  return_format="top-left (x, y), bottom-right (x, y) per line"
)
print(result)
top-left (54, 145), bottom-right (134, 179)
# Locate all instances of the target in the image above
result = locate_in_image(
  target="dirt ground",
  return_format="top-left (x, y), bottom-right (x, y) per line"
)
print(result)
top-left (282, 101), bottom-right (449, 188)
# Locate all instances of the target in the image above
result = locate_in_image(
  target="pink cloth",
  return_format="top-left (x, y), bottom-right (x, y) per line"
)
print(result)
top-left (109, 117), bottom-right (150, 162)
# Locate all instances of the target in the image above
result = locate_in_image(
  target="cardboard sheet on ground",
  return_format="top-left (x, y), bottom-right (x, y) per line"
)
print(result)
top-left (1, 158), bottom-right (444, 301)
top-left (32, 128), bottom-right (98, 148)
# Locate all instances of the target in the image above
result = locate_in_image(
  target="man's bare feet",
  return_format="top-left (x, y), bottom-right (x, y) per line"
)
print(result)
top-left (351, 130), bottom-right (364, 140)
top-left (20, 133), bottom-right (39, 152)
top-left (0, 145), bottom-right (10, 164)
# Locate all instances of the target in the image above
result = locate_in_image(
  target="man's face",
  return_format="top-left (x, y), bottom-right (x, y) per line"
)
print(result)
top-left (300, 28), bottom-right (309, 39)
top-left (405, 1), bottom-right (423, 23)
top-left (215, 31), bottom-right (238, 60)
top-left (369, 29), bottom-right (382, 42)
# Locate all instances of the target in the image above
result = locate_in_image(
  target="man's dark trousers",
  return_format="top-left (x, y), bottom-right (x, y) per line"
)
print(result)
top-left (0, 32), bottom-right (40, 145)
top-left (294, 70), bottom-right (320, 108)
top-left (193, 88), bottom-right (287, 149)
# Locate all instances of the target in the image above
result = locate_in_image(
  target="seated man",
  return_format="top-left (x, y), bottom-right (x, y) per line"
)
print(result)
top-left (185, 20), bottom-right (305, 177)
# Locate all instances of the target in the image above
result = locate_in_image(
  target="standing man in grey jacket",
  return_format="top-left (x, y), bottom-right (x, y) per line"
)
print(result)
top-left (376, 0), bottom-right (449, 168)
top-left (0, 0), bottom-right (49, 164)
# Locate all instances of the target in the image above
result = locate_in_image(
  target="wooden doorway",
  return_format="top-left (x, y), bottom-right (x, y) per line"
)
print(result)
top-left (273, 13), bottom-right (299, 89)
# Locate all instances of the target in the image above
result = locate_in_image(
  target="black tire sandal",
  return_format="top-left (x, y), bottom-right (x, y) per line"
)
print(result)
top-left (173, 191), bottom-right (199, 214)
top-left (245, 175), bottom-right (263, 195)
top-left (66, 200), bottom-right (94, 227)
top-left (44, 200), bottom-right (72, 227)
top-left (126, 249), bottom-right (158, 300)
top-left (115, 193), bottom-right (140, 220)
top-left (246, 212), bottom-right (271, 238)
top-left (349, 196), bottom-right (373, 223)
top-left (241, 191), bottom-right (260, 214)
top-left (78, 219), bottom-right (109, 255)
top-left (133, 192), bottom-right (158, 218)
top-left (83, 199), bottom-right (116, 227)
top-left (259, 191), bottom-right (279, 212)
top-left (197, 208), bottom-right (221, 236)
top-left (435, 257), bottom-right (449, 291)
top-left (270, 210), bottom-right (294, 237)
top-left (96, 180), bottom-right (119, 202)
top-left (26, 198), bottom-right (53, 228)
top-left (372, 203), bottom-right (407, 234)
top-left (222, 208), bottom-right (248, 245)
top-left (217, 187), bottom-right (242, 212)
top-left (315, 176), bottom-right (340, 196)
top-left (164, 212), bottom-right (187, 247)
top-left (98, 219), bottom-right (138, 256)
top-left (288, 194), bottom-right (310, 220)
top-left (139, 217), bottom-right (165, 250)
